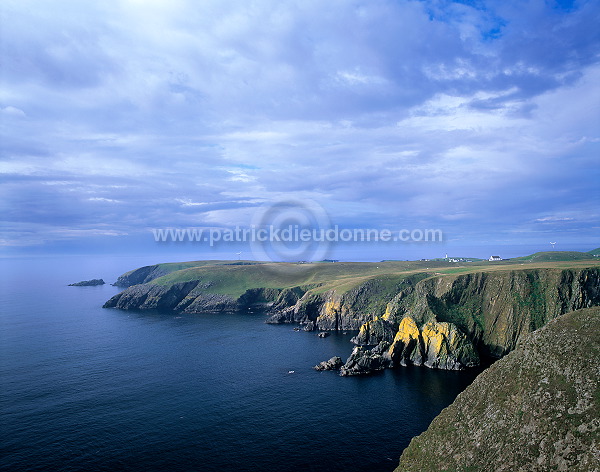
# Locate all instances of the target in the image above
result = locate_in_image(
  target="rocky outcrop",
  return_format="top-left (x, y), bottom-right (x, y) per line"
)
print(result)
top-left (350, 316), bottom-right (396, 345)
top-left (267, 274), bottom-right (414, 327)
top-left (104, 280), bottom-right (284, 313)
top-left (266, 290), bottom-right (377, 331)
top-left (339, 342), bottom-right (392, 376)
top-left (420, 321), bottom-right (479, 369)
top-left (265, 291), bottom-right (323, 325)
top-left (314, 356), bottom-right (343, 371)
top-left (236, 287), bottom-right (282, 307)
top-left (395, 307), bottom-right (600, 472)
top-left (112, 265), bottom-right (169, 287)
top-left (388, 317), bottom-right (423, 366)
top-left (296, 267), bottom-right (597, 372)
top-left (69, 278), bottom-right (105, 286)
top-left (178, 292), bottom-right (238, 312)
top-left (103, 281), bottom-right (209, 311)
top-left (265, 275), bottom-right (429, 332)
top-left (346, 316), bottom-right (480, 373)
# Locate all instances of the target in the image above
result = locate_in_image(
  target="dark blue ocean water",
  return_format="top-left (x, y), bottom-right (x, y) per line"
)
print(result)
top-left (0, 256), bottom-right (482, 472)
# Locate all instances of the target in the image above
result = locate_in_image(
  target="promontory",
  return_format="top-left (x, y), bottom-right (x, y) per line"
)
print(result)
top-left (104, 250), bottom-right (600, 374)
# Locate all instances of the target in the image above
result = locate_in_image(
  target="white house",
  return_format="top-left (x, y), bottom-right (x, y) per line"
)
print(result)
top-left (489, 255), bottom-right (502, 261)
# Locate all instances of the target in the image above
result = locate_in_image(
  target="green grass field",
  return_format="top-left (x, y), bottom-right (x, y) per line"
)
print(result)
top-left (130, 250), bottom-right (600, 298)
top-left (513, 250), bottom-right (599, 262)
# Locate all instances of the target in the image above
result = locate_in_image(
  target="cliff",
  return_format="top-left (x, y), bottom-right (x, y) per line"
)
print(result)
top-left (387, 317), bottom-right (480, 370)
top-left (104, 280), bottom-right (283, 312)
top-left (280, 267), bottom-right (599, 372)
top-left (104, 260), bottom-right (600, 371)
top-left (395, 306), bottom-right (600, 472)
top-left (354, 268), bottom-right (600, 357)
top-left (111, 260), bottom-right (234, 287)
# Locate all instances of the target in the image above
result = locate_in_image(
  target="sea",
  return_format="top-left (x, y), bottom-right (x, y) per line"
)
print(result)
top-left (0, 255), bottom-right (484, 472)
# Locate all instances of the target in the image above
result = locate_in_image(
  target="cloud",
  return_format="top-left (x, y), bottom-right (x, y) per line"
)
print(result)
top-left (88, 197), bottom-right (121, 203)
top-left (535, 217), bottom-right (574, 222)
top-left (1, 106), bottom-right (26, 117)
top-left (0, 0), bottom-right (599, 254)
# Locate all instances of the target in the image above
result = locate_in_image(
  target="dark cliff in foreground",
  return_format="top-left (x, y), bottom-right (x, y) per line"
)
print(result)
top-left (104, 260), bottom-right (600, 372)
top-left (395, 306), bottom-right (600, 472)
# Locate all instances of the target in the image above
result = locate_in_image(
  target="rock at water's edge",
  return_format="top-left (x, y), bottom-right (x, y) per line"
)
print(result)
top-left (314, 356), bottom-right (343, 371)
top-left (351, 316), bottom-right (396, 345)
top-left (339, 342), bottom-right (392, 376)
top-left (388, 316), bottom-right (422, 366)
top-left (388, 317), bottom-right (479, 370)
top-left (420, 321), bottom-right (479, 370)
top-left (69, 279), bottom-right (105, 286)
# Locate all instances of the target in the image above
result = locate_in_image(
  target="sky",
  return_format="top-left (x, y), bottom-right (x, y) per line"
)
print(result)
top-left (1, 0), bottom-right (599, 261)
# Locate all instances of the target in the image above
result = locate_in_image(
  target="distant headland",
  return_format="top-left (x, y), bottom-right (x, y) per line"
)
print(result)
top-left (69, 278), bottom-right (105, 286)
top-left (104, 248), bottom-right (600, 375)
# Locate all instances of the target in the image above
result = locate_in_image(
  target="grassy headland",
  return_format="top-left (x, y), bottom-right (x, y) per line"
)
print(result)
top-left (114, 250), bottom-right (600, 299)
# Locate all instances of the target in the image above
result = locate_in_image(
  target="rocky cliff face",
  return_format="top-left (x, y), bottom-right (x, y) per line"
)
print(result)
top-left (105, 266), bottom-right (600, 371)
top-left (266, 273), bottom-right (430, 331)
top-left (339, 342), bottom-right (392, 376)
top-left (395, 307), bottom-right (600, 472)
top-left (388, 317), bottom-right (422, 366)
top-left (266, 290), bottom-right (377, 331)
top-left (104, 282), bottom-right (287, 312)
top-left (281, 267), bottom-right (599, 372)
top-left (112, 265), bottom-right (170, 287)
top-left (388, 317), bottom-right (479, 370)
top-left (352, 268), bottom-right (600, 358)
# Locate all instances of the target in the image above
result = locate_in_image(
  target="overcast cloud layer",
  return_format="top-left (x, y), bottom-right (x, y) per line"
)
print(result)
top-left (1, 0), bottom-right (599, 259)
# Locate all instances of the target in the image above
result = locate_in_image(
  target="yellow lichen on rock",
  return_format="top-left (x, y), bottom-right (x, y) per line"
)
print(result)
top-left (421, 321), bottom-right (479, 369)
top-left (381, 303), bottom-right (396, 322)
top-left (395, 316), bottom-right (420, 343)
top-left (323, 300), bottom-right (340, 316)
top-left (355, 317), bottom-right (378, 340)
top-left (421, 321), bottom-right (450, 358)
top-left (315, 299), bottom-right (342, 330)
top-left (388, 316), bottom-right (422, 366)
top-left (351, 316), bottom-right (397, 345)
top-left (388, 318), bottom-right (479, 370)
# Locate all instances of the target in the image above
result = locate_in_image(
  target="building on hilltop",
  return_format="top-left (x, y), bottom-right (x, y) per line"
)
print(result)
top-left (489, 255), bottom-right (502, 261)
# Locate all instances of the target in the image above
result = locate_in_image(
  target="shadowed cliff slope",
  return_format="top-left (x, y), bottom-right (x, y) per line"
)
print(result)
top-left (395, 306), bottom-right (600, 472)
